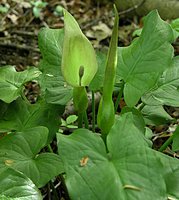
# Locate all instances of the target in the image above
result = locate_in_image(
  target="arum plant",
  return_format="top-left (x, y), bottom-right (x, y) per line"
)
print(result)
top-left (61, 9), bottom-right (98, 128)
top-left (97, 5), bottom-right (119, 139)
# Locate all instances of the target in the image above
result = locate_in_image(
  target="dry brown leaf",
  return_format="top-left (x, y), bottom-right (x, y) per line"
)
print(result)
top-left (80, 156), bottom-right (89, 167)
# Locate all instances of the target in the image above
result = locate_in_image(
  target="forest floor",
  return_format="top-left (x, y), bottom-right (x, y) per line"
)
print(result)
top-left (0, 0), bottom-right (179, 199)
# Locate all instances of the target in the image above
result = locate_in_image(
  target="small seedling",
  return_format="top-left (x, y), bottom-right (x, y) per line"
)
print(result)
top-left (31, 0), bottom-right (48, 18)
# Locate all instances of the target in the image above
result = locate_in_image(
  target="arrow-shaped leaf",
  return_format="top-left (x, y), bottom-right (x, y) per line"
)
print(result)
top-left (0, 126), bottom-right (64, 188)
top-left (0, 168), bottom-right (42, 199)
top-left (0, 98), bottom-right (64, 142)
top-left (0, 66), bottom-right (41, 103)
top-left (142, 56), bottom-right (179, 107)
top-left (57, 112), bottom-right (179, 200)
top-left (38, 28), bottom-right (73, 105)
top-left (117, 10), bottom-right (174, 107)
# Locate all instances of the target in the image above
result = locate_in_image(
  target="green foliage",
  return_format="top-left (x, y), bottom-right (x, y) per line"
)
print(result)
top-left (0, 126), bottom-right (64, 188)
top-left (54, 5), bottom-right (63, 16)
top-left (62, 9), bottom-right (98, 87)
top-left (73, 87), bottom-right (88, 113)
top-left (97, 5), bottom-right (119, 136)
top-left (57, 112), bottom-right (179, 200)
top-left (142, 56), bottom-right (179, 107)
top-left (0, 7), bottom-right (179, 200)
top-left (38, 28), bottom-right (73, 105)
top-left (172, 126), bottom-right (179, 152)
top-left (0, 168), bottom-right (42, 199)
top-left (0, 98), bottom-right (64, 142)
top-left (31, 0), bottom-right (48, 18)
top-left (117, 10), bottom-right (174, 107)
top-left (0, 66), bottom-right (41, 103)
top-left (141, 105), bottom-right (173, 125)
top-left (0, 5), bottom-right (9, 13)
top-left (60, 115), bottom-right (78, 129)
top-left (171, 18), bottom-right (179, 38)
top-left (132, 16), bottom-right (179, 40)
top-left (89, 51), bottom-right (107, 91)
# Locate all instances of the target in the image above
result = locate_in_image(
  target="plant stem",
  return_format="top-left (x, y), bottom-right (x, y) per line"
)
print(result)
top-left (59, 175), bottom-right (70, 200)
top-left (21, 88), bottom-right (30, 104)
top-left (158, 134), bottom-right (174, 152)
top-left (47, 183), bottom-right (51, 199)
top-left (78, 112), bottom-right (83, 128)
top-left (47, 144), bottom-right (53, 153)
top-left (47, 144), bottom-right (59, 200)
top-left (114, 82), bottom-right (124, 113)
top-left (137, 102), bottom-right (145, 111)
top-left (92, 91), bottom-right (95, 132)
top-left (49, 181), bottom-right (59, 200)
top-left (83, 111), bottom-right (89, 129)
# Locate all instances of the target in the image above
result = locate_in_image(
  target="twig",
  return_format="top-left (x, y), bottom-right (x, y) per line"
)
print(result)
top-left (0, 42), bottom-right (40, 52)
top-left (0, 4), bottom-right (18, 26)
top-left (118, 0), bottom-right (146, 16)
top-left (82, 0), bottom-right (146, 30)
top-left (11, 30), bottom-right (38, 37)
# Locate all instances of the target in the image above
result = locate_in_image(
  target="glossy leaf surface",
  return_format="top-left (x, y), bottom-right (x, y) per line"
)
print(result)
top-left (172, 126), bottom-right (179, 152)
top-left (0, 66), bottom-right (41, 103)
top-left (142, 56), bottom-right (179, 107)
top-left (0, 127), bottom-right (64, 188)
top-left (62, 9), bottom-right (98, 87)
top-left (0, 98), bottom-right (64, 142)
top-left (38, 28), bottom-right (73, 105)
top-left (117, 10), bottom-right (174, 107)
top-left (89, 51), bottom-right (107, 91)
top-left (57, 112), bottom-right (179, 200)
top-left (141, 105), bottom-right (173, 125)
top-left (0, 168), bottom-right (42, 199)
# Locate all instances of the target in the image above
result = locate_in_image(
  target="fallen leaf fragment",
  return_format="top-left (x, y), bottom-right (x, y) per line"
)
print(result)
top-left (4, 159), bottom-right (14, 166)
top-left (80, 156), bottom-right (89, 167)
top-left (123, 184), bottom-right (141, 191)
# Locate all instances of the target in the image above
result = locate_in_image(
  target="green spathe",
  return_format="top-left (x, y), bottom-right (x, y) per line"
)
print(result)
top-left (97, 5), bottom-right (119, 137)
top-left (62, 9), bottom-right (98, 87)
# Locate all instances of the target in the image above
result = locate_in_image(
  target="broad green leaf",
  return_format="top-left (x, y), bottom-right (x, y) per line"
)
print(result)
top-left (132, 18), bottom-right (179, 40)
top-left (142, 56), bottom-right (179, 107)
top-left (62, 9), bottom-right (98, 87)
top-left (38, 28), bottom-right (73, 105)
top-left (89, 50), bottom-right (107, 91)
top-left (0, 127), bottom-right (64, 188)
top-left (165, 167), bottom-right (179, 199)
top-left (121, 107), bottom-right (152, 146)
top-left (144, 127), bottom-right (153, 147)
top-left (0, 195), bottom-right (11, 200)
top-left (156, 153), bottom-right (179, 199)
top-left (141, 105), bottom-right (173, 125)
top-left (172, 126), bottom-right (179, 152)
top-left (0, 66), bottom-right (41, 103)
top-left (0, 98), bottom-right (64, 142)
top-left (0, 168), bottom-right (42, 199)
top-left (117, 10), bottom-right (174, 107)
top-left (132, 28), bottom-right (142, 37)
top-left (0, 100), bottom-right (8, 119)
top-left (42, 74), bottom-right (72, 105)
top-left (171, 18), bottom-right (179, 39)
top-left (121, 107), bottom-right (146, 134)
top-left (57, 112), bottom-right (179, 200)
